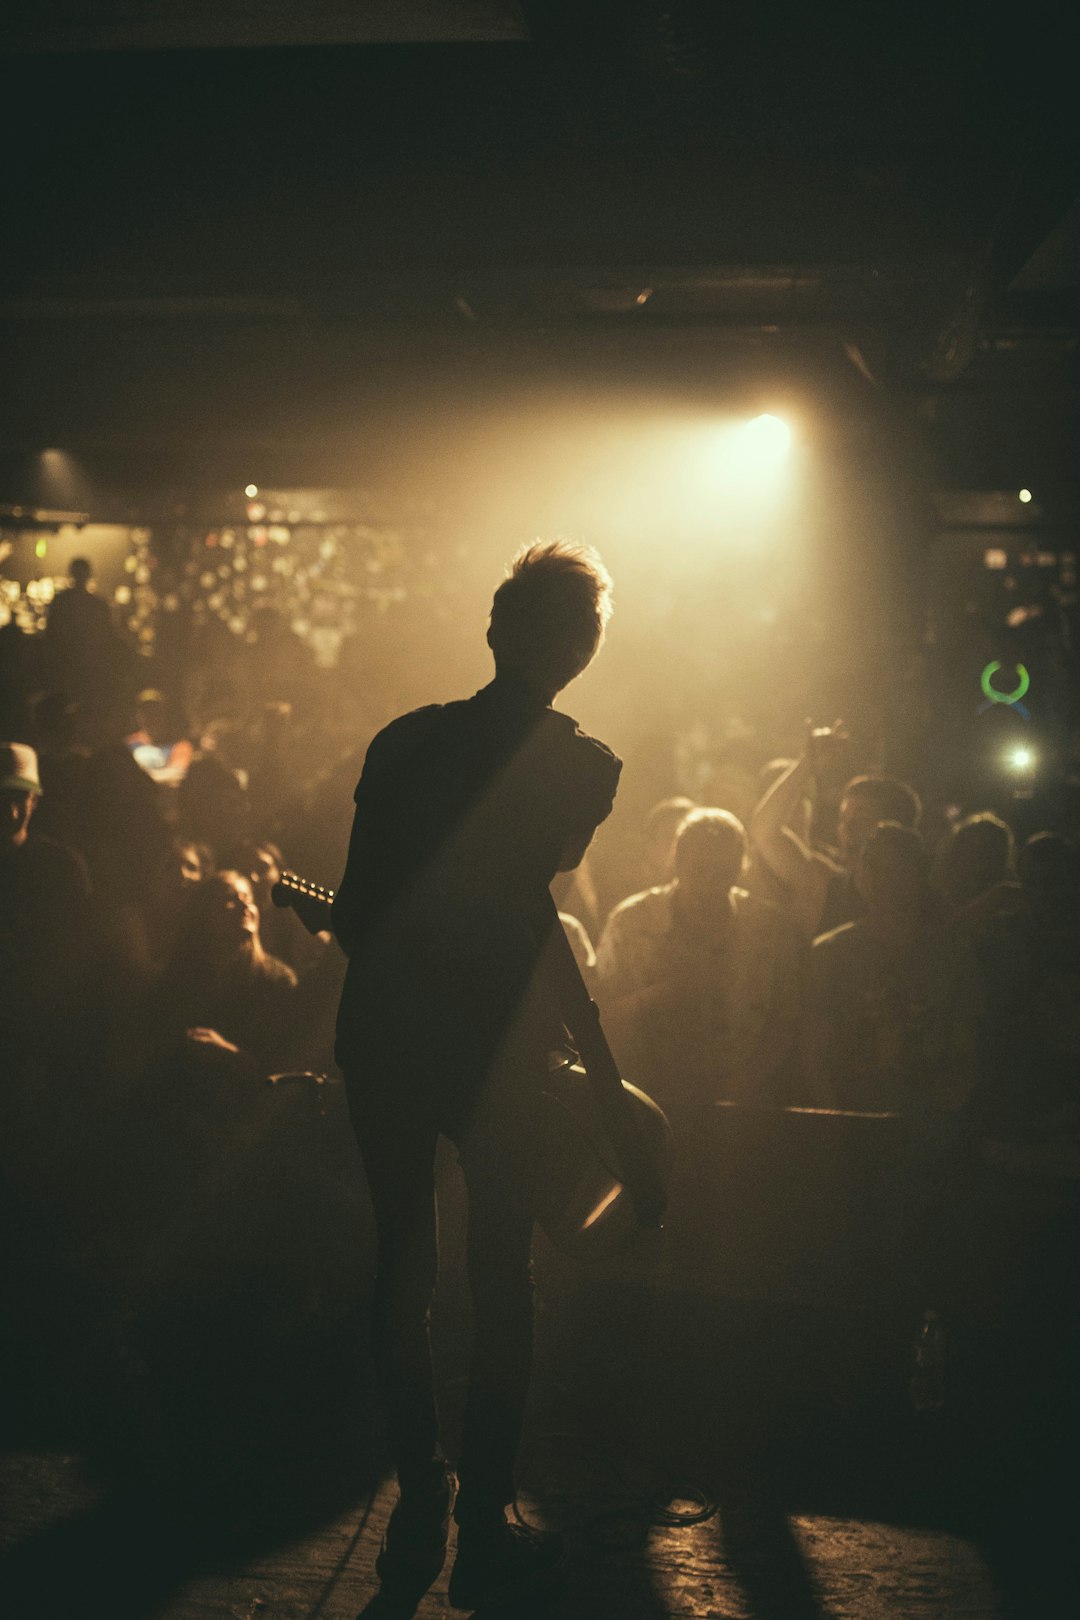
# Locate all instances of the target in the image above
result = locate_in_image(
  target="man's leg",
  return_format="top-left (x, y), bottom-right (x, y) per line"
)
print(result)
top-left (345, 1079), bottom-right (453, 1583)
top-left (447, 1066), bottom-right (565, 1608)
top-left (454, 1121), bottom-right (537, 1523)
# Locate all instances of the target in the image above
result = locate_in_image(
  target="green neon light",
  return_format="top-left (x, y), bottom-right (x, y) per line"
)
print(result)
top-left (981, 661), bottom-right (1030, 705)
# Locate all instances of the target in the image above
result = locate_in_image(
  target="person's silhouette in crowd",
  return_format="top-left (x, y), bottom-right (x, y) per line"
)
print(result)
top-left (125, 687), bottom-right (194, 786)
top-left (26, 691), bottom-right (93, 853)
top-left (935, 810), bottom-right (1022, 935)
top-left (0, 742), bottom-right (94, 1053)
top-left (175, 749), bottom-right (251, 858)
top-left (153, 869), bottom-right (297, 1083)
top-left (332, 542), bottom-right (662, 1608)
top-left (636, 794), bottom-right (696, 892)
top-left (970, 831), bottom-right (1080, 1140)
top-left (77, 737), bottom-right (170, 902)
top-left (43, 557), bottom-right (126, 727)
top-left (550, 866), bottom-right (599, 992)
top-left (104, 830), bottom-right (206, 984)
top-left (596, 806), bottom-right (803, 1109)
top-left (0, 615), bottom-right (40, 737)
top-left (750, 720), bottom-right (921, 937)
top-left (743, 756), bottom-right (808, 913)
top-left (802, 822), bottom-right (981, 1118)
top-left (223, 837), bottom-right (327, 974)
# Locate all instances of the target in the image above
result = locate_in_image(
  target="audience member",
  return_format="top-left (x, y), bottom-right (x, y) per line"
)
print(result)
top-left (596, 807), bottom-right (803, 1109)
top-left (935, 810), bottom-right (1020, 934)
top-left (802, 823), bottom-right (981, 1119)
top-left (750, 721), bottom-right (921, 937)
top-left (176, 749), bottom-right (251, 857)
top-left (970, 831), bottom-right (1080, 1140)
top-left (0, 742), bottom-right (94, 1052)
top-left (151, 869), bottom-right (297, 1082)
top-left (43, 557), bottom-right (129, 728)
top-left (637, 794), bottom-right (697, 891)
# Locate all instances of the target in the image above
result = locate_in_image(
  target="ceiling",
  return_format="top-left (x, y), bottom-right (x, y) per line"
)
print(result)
top-left (2, 0), bottom-right (1078, 499)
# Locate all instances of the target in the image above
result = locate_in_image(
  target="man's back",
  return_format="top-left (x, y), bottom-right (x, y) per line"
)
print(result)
top-left (333, 674), bottom-right (620, 1099)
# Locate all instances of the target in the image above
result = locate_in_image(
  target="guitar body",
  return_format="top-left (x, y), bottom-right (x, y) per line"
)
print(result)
top-left (534, 1052), bottom-right (672, 1262)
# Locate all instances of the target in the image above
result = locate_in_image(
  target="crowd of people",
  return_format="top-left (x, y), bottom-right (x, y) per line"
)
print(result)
top-left (0, 556), bottom-right (1074, 1303)
top-left (2, 555), bottom-right (1078, 1179)
top-left (2, 542), bottom-right (1078, 1606)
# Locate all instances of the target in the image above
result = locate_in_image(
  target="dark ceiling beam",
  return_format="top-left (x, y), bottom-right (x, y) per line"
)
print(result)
top-left (6, 1), bottom-right (531, 52)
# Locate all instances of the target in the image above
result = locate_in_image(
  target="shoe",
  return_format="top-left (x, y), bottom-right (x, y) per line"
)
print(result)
top-left (448, 1518), bottom-right (566, 1611)
top-left (375, 1468), bottom-right (457, 1590)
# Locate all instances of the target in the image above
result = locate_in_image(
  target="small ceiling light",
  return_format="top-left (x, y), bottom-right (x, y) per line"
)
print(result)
top-left (245, 484), bottom-right (259, 498)
top-left (1018, 488), bottom-right (1032, 504)
top-left (1008, 746), bottom-right (1034, 771)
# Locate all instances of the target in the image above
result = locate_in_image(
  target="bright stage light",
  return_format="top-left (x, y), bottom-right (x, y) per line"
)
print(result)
top-left (245, 483), bottom-right (259, 498)
top-left (744, 414), bottom-right (792, 457)
top-left (1008, 746), bottom-right (1035, 771)
top-left (1018, 488), bottom-right (1032, 504)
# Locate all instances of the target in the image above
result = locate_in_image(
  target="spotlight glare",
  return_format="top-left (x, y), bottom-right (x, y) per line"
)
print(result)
top-left (1008, 746), bottom-right (1034, 771)
top-left (245, 483), bottom-right (259, 498)
top-left (745, 414), bottom-right (792, 456)
top-left (1018, 488), bottom-right (1032, 504)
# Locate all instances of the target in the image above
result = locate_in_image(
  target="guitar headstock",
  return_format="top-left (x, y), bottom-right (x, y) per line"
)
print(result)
top-left (271, 869), bottom-right (336, 936)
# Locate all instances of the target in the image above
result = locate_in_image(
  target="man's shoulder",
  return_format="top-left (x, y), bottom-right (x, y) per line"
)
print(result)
top-left (258, 951), bottom-right (299, 990)
top-left (545, 707), bottom-right (619, 764)
top-left (732, 886), bottom-right (788, 925)
top-left (540, 711), bottom-right (622, 822)
top-left (358, 704), bottom-right (453, 780)
top-left (608, 883), bottom-right (675, 930)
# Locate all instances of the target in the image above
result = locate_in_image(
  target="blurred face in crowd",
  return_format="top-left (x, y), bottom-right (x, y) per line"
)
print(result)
top-left (674, 815), bottom-right (746, 927)
top-left (150, 839), bottom-right (203, 912)
top-left (179, 843), bottom-right (203, 886)
top-left (247, 845), bottom-right (281, 910)
top-left (857, 828), bottom-right (929, 920)
top-left (1, 789), bottom-right (37, 850)
top-left (204, 870), bottom-right (260, 952)
top-left (836, 793), bottom-right (890, 865)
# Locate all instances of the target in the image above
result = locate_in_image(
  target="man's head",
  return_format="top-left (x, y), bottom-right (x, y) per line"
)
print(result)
top-left (674, 807), bottom-right (748, 921)
top-left (487, 541), bottom-right (613, 697)
top-left (641, 795), bottom-right (697, 886)
top-left (938, 811), bottom-right (1015, 908)
top-left (0, 743), bottom-right (42, 850)
top-left (837, 774), bottom-right (921, 865)
top-left (194, 869), bottom-right (260, 955)
top-left (69, 557), bottom-right (92, 589)
top-left (856, 822), bottom-right (931, 916)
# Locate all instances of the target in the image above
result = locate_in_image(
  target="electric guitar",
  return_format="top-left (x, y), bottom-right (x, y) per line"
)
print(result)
top-left (271, 870), bottom-right (671, 1260)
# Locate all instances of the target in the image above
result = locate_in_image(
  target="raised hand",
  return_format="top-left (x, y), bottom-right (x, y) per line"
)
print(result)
top-left (806, 718), bottom-right (849, 772)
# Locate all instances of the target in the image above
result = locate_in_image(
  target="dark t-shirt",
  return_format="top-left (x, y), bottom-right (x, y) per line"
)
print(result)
top-left (0, 831), bottom-right (93, 1040)
top-left (817, 865), bottom-right (865, 936)
top-left (333, 676), bottom-right (621, 1103)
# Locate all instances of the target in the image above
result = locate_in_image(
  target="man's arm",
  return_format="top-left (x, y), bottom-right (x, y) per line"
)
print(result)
top-left (749, 724), bottom-right (846, 936)
top-left (330, 721), bottom-right (409, 958)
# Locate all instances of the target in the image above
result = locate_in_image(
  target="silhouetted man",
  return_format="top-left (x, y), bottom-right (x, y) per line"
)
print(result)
top-left (332, 542), bottom-right (658, 1608)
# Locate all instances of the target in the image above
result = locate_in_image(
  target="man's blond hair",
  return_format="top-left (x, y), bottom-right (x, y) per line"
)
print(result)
top-left (487, 540), bottom-right (613, 693)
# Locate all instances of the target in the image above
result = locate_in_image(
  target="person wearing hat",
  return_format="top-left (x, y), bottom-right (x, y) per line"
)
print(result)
top-left (1, 741), bottom-right (93, 1045)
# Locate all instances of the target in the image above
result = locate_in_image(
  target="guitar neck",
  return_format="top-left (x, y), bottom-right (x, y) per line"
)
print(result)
top-left (272, 871), bottom-right (336, 936)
